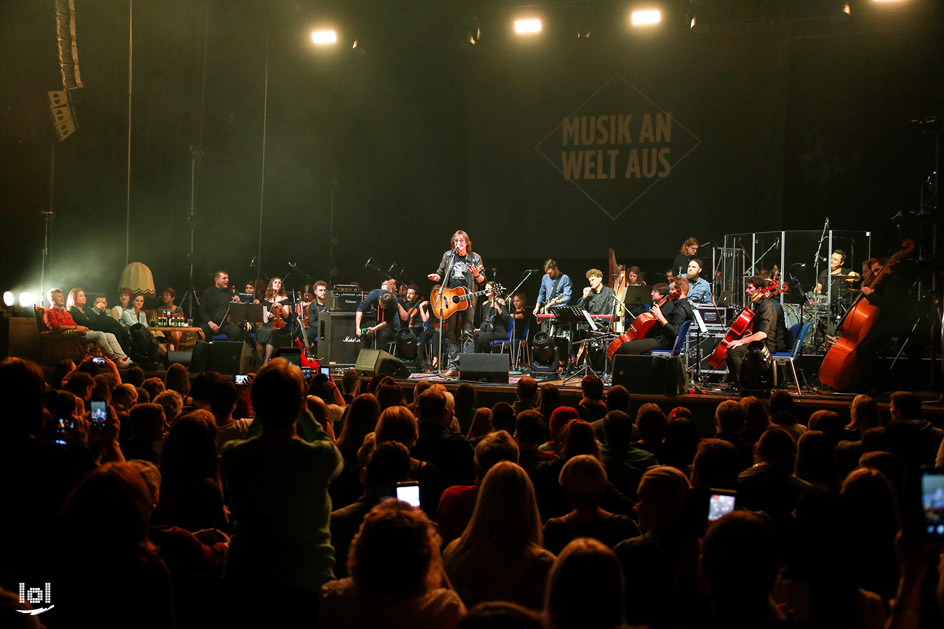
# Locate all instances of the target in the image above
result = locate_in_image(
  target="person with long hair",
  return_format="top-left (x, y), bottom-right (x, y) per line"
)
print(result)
top-left (443, 461), bottom-right (555, 611)
top-left (331, 393), bottom-right (382, 509)
top-left (254, 276), bottom-right (291, 364)
top-left (544, 538), bottom-right (626, 629)
top-left (67, 287), bottom-right (131, 351)
top-left (320, 499), bottom-right (465, 628)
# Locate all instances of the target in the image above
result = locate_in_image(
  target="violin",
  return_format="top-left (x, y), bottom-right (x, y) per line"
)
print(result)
top-left (818, 240), bottom-right (913, 391)
top-left (606, 286), bottom-right (679, 360)
top-left (707, 281), bottom-right (788, 369)
top-left (268, 294), bottom-right (288, 330)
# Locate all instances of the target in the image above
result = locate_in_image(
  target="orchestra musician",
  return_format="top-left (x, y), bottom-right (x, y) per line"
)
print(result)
top-left (254, 277), bottom-right (291, 365)
top-left (615, 278), bottom-right (692, 355)
top-left (198, 270), bottom-right (244, 342)
top-left (427, 230), bottom-right (486, 378)
top-left (355, 278), bottom-right (401, 349)
top-left (532, 259), bottom-right (573, 315)
top-left (814, 249), bottom-right (859, 296)
top-left (304, 280), bottom-right (329, 352)
top-left (627, 266), bottom-right (646, 286)
top-left (724, 276), bottom-right (778, 387)
top-left (577, 268), bottom-right (616, 316)
top-left (672, 237), bottom-right (699, 278)
top-left (473, 283), bottom-right (507, 352)
top-left (686, 258), bottom-right (713, 305)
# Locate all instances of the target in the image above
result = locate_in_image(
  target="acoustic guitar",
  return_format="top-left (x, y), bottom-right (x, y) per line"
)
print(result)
top-left (430, 284), bottom-right (505, 320)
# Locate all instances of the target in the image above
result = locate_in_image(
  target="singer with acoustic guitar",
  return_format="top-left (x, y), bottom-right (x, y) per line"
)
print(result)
top-left (427, 230), bottom-right (486, 378)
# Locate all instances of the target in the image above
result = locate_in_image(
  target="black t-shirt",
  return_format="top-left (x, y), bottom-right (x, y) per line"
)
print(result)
top-left (446, 253), bottom-right (471, 289)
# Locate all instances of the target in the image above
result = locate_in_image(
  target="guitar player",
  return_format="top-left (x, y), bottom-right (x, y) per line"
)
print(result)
top-left (428, 230), bottom-right (486, 378)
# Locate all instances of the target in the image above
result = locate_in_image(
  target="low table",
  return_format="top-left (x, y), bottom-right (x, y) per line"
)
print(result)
top-left (151, 326), bottom-right (205, 351)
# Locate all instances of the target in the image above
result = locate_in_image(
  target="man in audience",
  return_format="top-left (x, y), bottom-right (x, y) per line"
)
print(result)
top-left (577, 374), bottom-right (607, 422)
top-left (44, 288), bottom-right (133, 367)
top-left (712, 400), bottom-right (754, 472)
top-left (329, 441), bottom-right (412, 578)
top-left (888, 390), bottom-right (943, 466)
top-left (600, 410), bottom-right (658, 499)
top-left (211, 380), bottom-right (252, 449)
top-left (221, 358), bottom-right (342, 624)
top-left (412, 387), bottom-right (475, 489)
top-left (437, 430), bottom-right (519, 545)
top-left (737, 427), bottom-right (811, 532)
top-left (690, 438), bottom-right (740, 490)
top-left (513, 376), bottom-right (539, 414)
top-left (515, 410), bottom-right (558, 475)
top-left (635, 403), bottom-right (668, 463)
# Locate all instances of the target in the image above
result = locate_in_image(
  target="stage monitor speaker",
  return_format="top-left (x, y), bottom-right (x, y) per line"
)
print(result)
top-left (319, 311), bottom-right (360, 365)
top-left (166, 350), bottom-right (192, 367)
top-left (611, 354), bottom-right (687, 396)
top-left (355, 349), bottom-right (411, 379)
top-left (191, 341), bottom-right (254, 375)
top-left (459, 353), bottom-right (509, 383)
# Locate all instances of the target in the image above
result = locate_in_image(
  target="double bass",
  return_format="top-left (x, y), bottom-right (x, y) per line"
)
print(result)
top-left (605, 286), bottom-right (679, 360)
top-left (818, 241), bottom-right (913, 391)
top-left (707, 281), bottom-right (788, 369)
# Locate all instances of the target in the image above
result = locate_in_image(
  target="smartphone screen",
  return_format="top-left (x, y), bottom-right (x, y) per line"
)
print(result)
top-left (921, 469), bottom-right (944, 541)
top-left (92, 357), bottom-right (106, 366)
top-left (235, 374), bottom-right (251, 385)
top-left (707, 490), bottom-right (736, 523)
top-left (90, 400), bottom-right (107, 427)
top-left (54, 417), bottom-right (70, 446)
top-left (396, 482), bottom-right (421, 508)
top-left (320, 366), bottom-right (331, 378)
top-left (301, 367), bottom-right (312, 380)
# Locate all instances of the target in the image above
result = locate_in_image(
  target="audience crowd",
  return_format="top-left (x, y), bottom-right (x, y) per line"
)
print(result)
top-left (1, 356), bottom-right (943, 629)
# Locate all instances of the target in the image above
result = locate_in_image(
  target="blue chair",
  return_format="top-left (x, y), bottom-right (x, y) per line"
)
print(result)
top-left (489, 315), bottom-right (531, 369)
top-left (772, 322), bottom-right (812, 395)
top-left (649, 319), bottom-right (693, 359)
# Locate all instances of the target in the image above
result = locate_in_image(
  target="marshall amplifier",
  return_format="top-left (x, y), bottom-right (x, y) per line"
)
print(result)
top-left (329, 290), bottom-right (363, 312)
top-left (318, 311), bottom-right (361, 365)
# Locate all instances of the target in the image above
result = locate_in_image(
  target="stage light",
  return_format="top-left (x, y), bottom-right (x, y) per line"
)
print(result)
top-left (515, 18), bottom-right (542, 34)
top-left (3, 291), bottom-right (14, 307)
top-left (19, 292), bottom-right (34, 307)
top-left (631, 9), bottom-right (662, 26)
top-left (311, 30), bottom-right (337, 45)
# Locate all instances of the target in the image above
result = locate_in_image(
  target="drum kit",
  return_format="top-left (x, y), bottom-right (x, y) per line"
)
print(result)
top-left (786, 273), bottom-right (860, 353)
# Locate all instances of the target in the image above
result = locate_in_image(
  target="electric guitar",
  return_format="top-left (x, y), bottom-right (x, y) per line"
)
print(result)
top-left (430, 284), bottom-right (505, 320)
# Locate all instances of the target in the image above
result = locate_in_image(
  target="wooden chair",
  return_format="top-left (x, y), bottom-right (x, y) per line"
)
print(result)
top-left (33, 306), bottom-right (96, 364)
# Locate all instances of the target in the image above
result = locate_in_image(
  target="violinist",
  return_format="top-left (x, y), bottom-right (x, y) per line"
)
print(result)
top-left (355, 278), bottom-right (400, 349)
top-left (615, 278), bottom-right (692, 355)
top-left (254, 277), bottom-right (291, 364)
top-left (198, 270), bottom-right (244, 342)
top-left (724, 276), bottom-right (777, 385)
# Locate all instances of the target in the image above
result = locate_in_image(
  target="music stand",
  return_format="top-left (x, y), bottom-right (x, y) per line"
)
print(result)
top-left (623, 286), bottom-right (651, 309)
top-left (229, 303), bottom-right (264, 325)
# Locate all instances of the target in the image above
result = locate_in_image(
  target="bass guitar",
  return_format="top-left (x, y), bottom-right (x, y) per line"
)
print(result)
top-left (707, 282), bottom-right (788, 369)
top-left (605, 286), bottom-right (679, 360)
top-left (430, 284), bottom-right (505, 320)
top-left (818, 240), bottom-right (913, 391)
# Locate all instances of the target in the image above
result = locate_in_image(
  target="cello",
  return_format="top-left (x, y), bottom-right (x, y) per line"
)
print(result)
top-left (707, 281), bottom-right (788, 369)
top-left (605, 286), bottom-right (679, 360)
top-left (818, 240), bottom-right (913, 391)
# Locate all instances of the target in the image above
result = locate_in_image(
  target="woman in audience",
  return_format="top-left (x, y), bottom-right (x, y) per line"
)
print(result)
top-left (374, 404), bottom-right (443, 516)
top-left (164, 363), bottom-right (191, 405)
top-left (662, 415), bottom-right (701, 477)
top-left (376, 378), bottom-right (407, 411)
top-left (740, 395), bottom-right (770, 445)
top-left (120, 294), bottom-right (150, 327)
top-left (539, 406), bottom-right (580, 454)
top-left (795, 430), bottom-right (840, 493)
top-left (152, 390), bottom-right (184, 427)
top-left (841, 467), bottom-right (899, 603)
top-left (544, 538), bottom-right (625, 629)
top-left (160, 287), bottom-right (179, 315)
top-left (56, 462), bottom-right (174, 628)
top-left (538, 383), bottom-right (562, 424)
top-left (443, 461), bottom-right (556, 611)
top-left (153, 411), bottom-right (227, 532)
top-left (836, 394), bottom-right (882, 477)
top-left (320, 499), bottom-right (465, 628)
top-left (112, 288), bottom-right (132, 322)
top-left (466, 408), bottom-right (493, 445)
top-left (542, 455), bottom-right (639, 555)
top-left (768, 390), bottom-right (806, 440)
top-left (331, 393), bottom-right (382, 509)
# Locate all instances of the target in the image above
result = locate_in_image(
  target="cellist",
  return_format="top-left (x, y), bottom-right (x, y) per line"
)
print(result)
top-left (615, 278), bottom-right (692, 355)
top-left (724, 276), bottom-right (779, 386)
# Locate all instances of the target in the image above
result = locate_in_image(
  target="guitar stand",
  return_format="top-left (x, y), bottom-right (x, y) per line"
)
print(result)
top-left (562, 335), bottom-right (609, 385)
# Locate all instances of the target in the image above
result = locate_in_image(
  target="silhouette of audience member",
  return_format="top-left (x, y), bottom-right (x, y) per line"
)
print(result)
top-left (412, 387), bottom-right (475, 489)
top-left (794, 430), bottom-right (840, 492)
top-left (768, 390), bottom-right (805, 441)
top-left (320, 499), bottom-right (466, 628)
top-left (542, 455), bottom-right (639, 555)
top-left (690, 438), bottom-right (740, 490)
top-left (454, 383), bottom-right (478, 435)
top-left (515, 409), bottom-right (557, 475)
top-left (330, 441), bottom-right (412, 579)
top-left (712, 400), bottom-right (753, 471)
top-left (615, 466), bottom-right (706, 627)
top-left (577, 375), bottom-right (607, 423)
top-left (544, 538), bottom-right (626, 629)
top-left (662, 415), bottom-right (701, 477)
top-left (540, 406), bottom-right (580, 455)
top-left (122, 402), bottom-right (167, 464)
top-left (740, 395), bottom-right (770, 445)
top-left (888, 391), bottom-right (942, 466)
top-left (443, 462), bottom-right (556, 611)
top-left (458, 601), bottom-right (546, 629)
top-left (437, 430), bottom-right (520, 546)
top-left (221, 358), bottom-right (342, 624)
top-left (331, 393), bottom-right (382, 509)
top-left (374, 405), bottom-right (444, 517)
top-left (153, 389), bottom-right (184, 428)
top-left (466, 407), bottom-right (493, 445)
top-left (491, 401), bottom-right (517, 436)
top-left (841, 467), bottom-right (900, 603)
top-left (538, 383), bottom-right (563, 424)
top-left (55, 462), bottom-right (174, 628)
top-left (737, 428), bottom-right (811, 535)
top-left (635, 403), bottom-right (669, 463)
top-left (600, 410), bottom-right (658, 500)
top-left (513, 376), bottom-right (539, 414)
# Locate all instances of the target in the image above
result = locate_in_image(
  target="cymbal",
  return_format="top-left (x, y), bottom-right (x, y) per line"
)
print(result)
top-left (832, 274), bottom-right (859, 281)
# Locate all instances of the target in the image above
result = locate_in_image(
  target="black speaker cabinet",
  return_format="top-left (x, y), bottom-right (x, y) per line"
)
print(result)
top-left (355, 349), bottom-right (411, 379)
top-left (611, 354), bottom-right (687, 396)
top-left (459, 353), bottom-right (510, 383)
top-left (166, 350), bottom-right (192, 367)
top-left (318, 311), bottom-right (360, 365)
top-left (191, 340), bottom-right (254, 375)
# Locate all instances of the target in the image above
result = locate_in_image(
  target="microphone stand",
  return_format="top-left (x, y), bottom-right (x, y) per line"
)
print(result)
top-left (434, 250), bottom-right (458, 377)
top-left (506, 270), bottom-right (535, 373)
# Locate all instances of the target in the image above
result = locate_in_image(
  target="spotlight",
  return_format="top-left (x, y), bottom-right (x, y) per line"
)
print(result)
top-left (530, 332), bottom-right (562, 374)
top-left (19, 292), bottom-right (34, 307)
top-left (311, 30), bottom-right (337, 45)
top-left (2, 291), bottom-right (14, 307)
top-left (631, 9), bottom-right (662, 26)
top-left (514, 18), bottom-right (542, 34)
